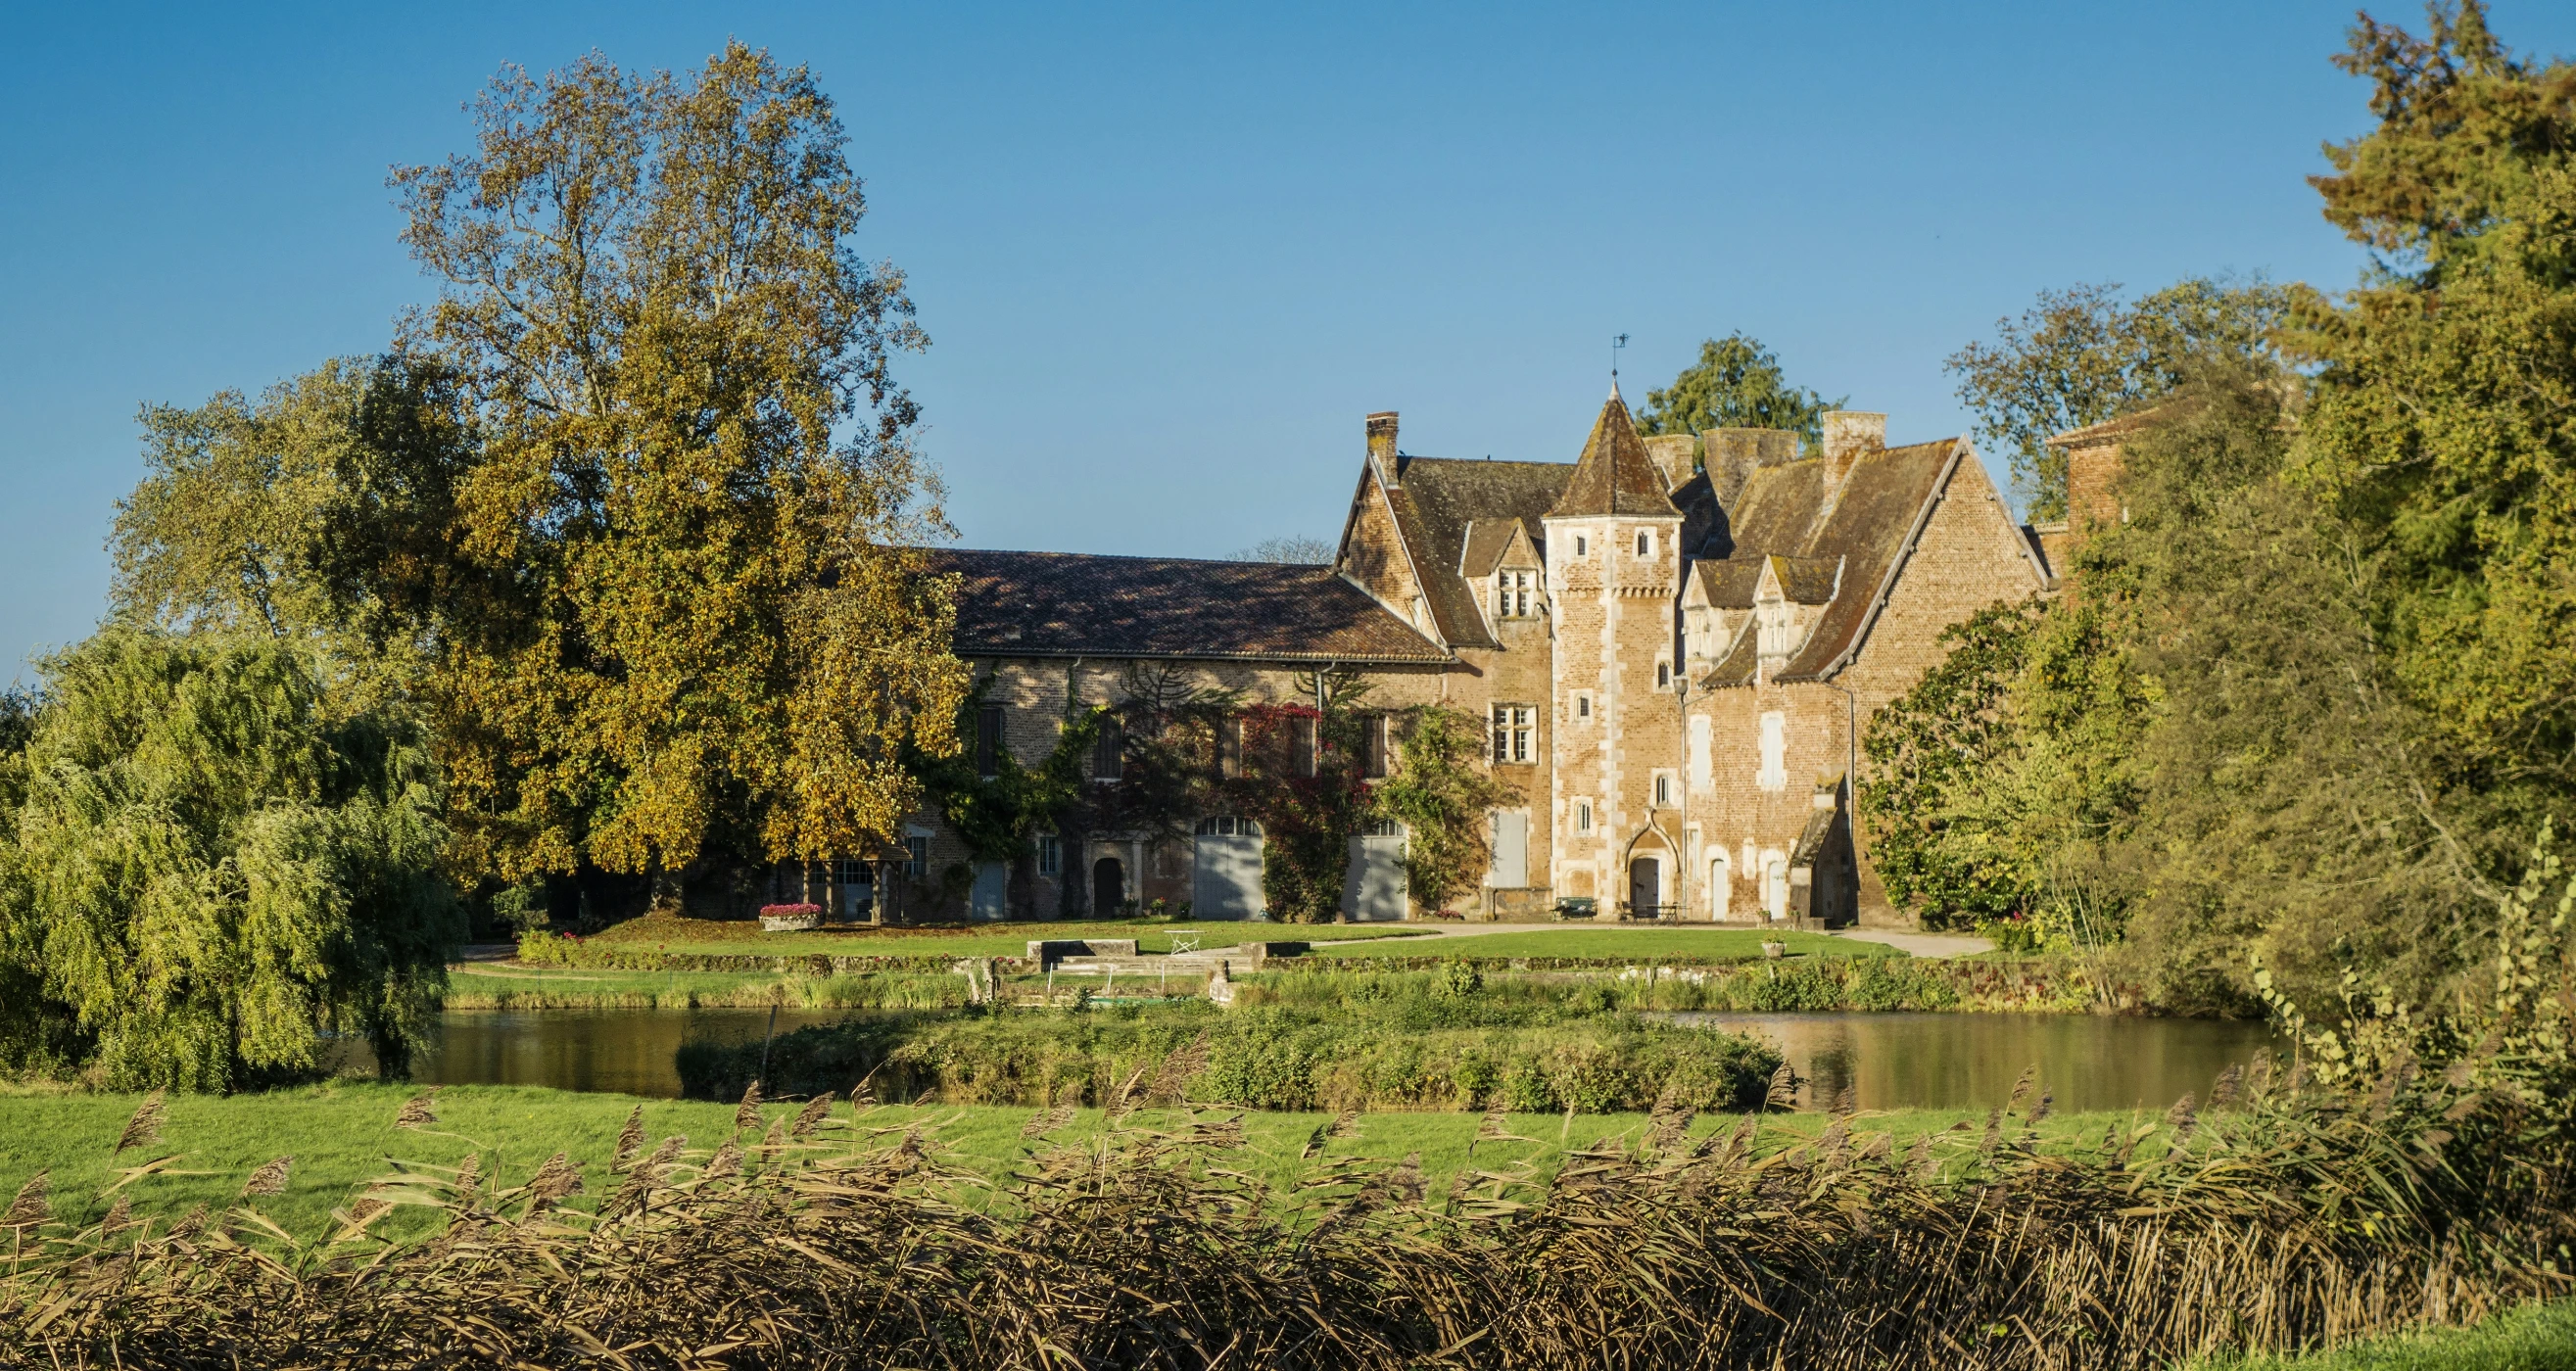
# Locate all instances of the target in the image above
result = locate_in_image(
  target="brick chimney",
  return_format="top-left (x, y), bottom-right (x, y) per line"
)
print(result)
top-left (1642, 435), bottom-right (1696, 493)
top-left (1366, 411), bottom-right (1400, 488)
top-left (1821, 411), bottom-right (1886, 483)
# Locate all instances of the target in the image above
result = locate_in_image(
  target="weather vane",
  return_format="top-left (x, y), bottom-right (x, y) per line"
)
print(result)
top-left (1612, 333), bottom-right (1628, 384)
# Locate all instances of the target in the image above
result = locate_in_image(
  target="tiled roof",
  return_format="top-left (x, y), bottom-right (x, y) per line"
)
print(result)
top-left (1771, 555), bottom-right (1842, 605)
top-left (1691, 559), bottom-right (1764, 610)
top-left (928, 549), bottom-right (1452, 664)
top-left (1456, 519), bottom-right (1523, 579)
top-left (1691, 438), bottom-right (1970, 686)
top-left (1548, 390), bottom-right (1684, 519)
top-left (1381, 457), bottom-right (1570, 649)
top-left (2046, 410), bottom-right (2160, 448)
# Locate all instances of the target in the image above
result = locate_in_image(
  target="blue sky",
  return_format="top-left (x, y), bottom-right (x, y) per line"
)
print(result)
top-left (7, 1), bottom-right (2571, 682)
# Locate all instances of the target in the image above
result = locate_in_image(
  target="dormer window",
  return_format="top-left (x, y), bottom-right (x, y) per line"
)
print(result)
top-left (1494, 569), bottom-right (1536, 618)
top-left (1757, 603), bottom-right (1794, 659)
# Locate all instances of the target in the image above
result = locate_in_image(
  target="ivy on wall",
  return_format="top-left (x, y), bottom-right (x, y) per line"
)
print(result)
top-left (905, 666), bottom-right (1520, 923)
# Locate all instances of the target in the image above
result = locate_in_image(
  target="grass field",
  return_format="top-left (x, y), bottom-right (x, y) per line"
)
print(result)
top-left (1305, 927), bottom-right (1903, 961)
top-left (443, 963), bottom-right (967, 1010)
top-left (2185, 1300), bottom-right (2576, 1368)
top-left (565, 914), bottom-right (1436, 959)
top-left (2, 1082), bottom-right (2133, 1241)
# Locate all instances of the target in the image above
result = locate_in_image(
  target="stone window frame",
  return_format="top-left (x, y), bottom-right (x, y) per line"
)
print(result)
top-left (1756, 711), bottom-right (1789, 792)
top-left (1035, 832), bottom-right (1061, 876)
top-left (1574, 798), bottom-right (1596, 833)
top-left (1651, 769), bottom-right (1678, 808)
top-left (1494, 567), bottom-right (1538, 619)
top-left (1491, 703), bottom-right (1537, 764)
top-left (1635, 528), bottom-right (1656, 558)
top-left (1573, 690), bottom-right (1594, 722)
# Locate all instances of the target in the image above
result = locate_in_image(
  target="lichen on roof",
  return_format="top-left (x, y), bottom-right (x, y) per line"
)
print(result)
top-left (1548, 389), bottom-right (1684, 519)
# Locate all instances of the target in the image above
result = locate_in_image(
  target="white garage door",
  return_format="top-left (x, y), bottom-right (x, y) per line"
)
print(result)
top-left (1192, 831), bottom-right (1265, 920)
top-left (1342, 827), bottom-right (1408, 922)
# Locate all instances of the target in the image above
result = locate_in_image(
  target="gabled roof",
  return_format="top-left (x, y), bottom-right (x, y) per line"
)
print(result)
top-left (1693, 438), bottom-right (1972, 686)
top-left (1768, 555), bottom-right (1842, 605)
top-left (2046, 410), bottom-right (2159, 448)
top-left (1689, 559), bottom-right (1764, 610)
top-left (1548, 389), bottom-right (1683, 519)
top-left (1458, 518), bottom-right (1540, 579)
top-left (1369, 456), bottom-right (1570, 649)
top-left (929, 549), bottom-right (1451, 664)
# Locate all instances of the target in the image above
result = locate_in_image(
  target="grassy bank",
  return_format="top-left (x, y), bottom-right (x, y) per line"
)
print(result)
top-left (560, 914), bottom-right (1434, 959)
top-left (1245, 955), bottom-right (2122, 1015)
top-left (0, 1081), bottom-right (2129, 1239)
top-left (1306, 927), bottom-right (1896, 962)
top-left (443, 963), bottom-right (976, 1011)
top-left (676, 997), bottom-right (1784, 1112)
top-left (2186, 1300), bottom-right (2576, 1369)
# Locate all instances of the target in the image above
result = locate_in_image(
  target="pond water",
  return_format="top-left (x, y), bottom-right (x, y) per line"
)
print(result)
top-left (345, 1009), bottom-right (852, 1098)
top-left (360, 1008), bottom-right (2284, 1110)
top-left (1671, 1012), bottom-right (2287, 1114)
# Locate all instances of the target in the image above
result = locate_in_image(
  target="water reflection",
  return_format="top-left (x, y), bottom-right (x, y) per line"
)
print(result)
top-left (344, 1009), bottom-right (849, 1098)
top-left (1673, 1012), bottom-right (2286, 1113)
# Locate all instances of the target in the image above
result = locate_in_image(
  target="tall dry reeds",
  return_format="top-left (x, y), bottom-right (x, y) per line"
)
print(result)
top-left (2, 1035), bottom-right (2571, 1370)
top-left (11, 836), bottom-right (2576, 1368)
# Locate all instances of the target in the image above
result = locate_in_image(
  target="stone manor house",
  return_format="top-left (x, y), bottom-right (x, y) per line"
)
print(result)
top-left (846, 388), bottom-right (2073, 927)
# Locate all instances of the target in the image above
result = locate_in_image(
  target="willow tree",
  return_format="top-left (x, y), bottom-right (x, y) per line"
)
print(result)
top-left (392, 45), bottom-right (967, 903)
top-left (4, 632), bottom-right (456, 1089)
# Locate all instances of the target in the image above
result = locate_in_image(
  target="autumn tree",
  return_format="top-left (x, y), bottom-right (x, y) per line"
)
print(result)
top-left (111, 356), bottom-right (476, 709)
top-left (392, 46), bottom-right (968, 907)
top-left (1947, 278), bottom-right (2289, 519)
top-left (1633, 333), bottom-right (1840, 448)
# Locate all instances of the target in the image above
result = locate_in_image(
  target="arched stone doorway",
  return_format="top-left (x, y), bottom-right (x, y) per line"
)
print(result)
top-left (1627, 855), bottom-right (1661, 919)
top-left (1092, 855), bottom-right (1125, 917)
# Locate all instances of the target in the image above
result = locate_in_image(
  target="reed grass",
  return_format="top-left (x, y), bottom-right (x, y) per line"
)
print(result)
top-left (4, 1036), bottom-right (2567, 1369)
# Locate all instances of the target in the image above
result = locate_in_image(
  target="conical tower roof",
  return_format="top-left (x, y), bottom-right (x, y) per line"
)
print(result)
top-left (1547, 386), bottom-right (1683, 519)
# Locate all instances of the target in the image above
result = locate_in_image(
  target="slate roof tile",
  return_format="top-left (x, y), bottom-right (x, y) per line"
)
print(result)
top-left (928, 549), bottom-right (1451, 664)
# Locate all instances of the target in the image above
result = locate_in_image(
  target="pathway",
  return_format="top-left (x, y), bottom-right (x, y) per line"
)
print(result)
top-left (1292, 922), bottom-right (1995, 959)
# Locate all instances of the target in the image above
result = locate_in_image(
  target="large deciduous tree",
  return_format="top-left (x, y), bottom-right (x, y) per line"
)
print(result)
top-left (2288, 0), bottom-right (2576, 817)
top-left (390, 45), bottom-right (968, 901)
top-left (112, 356), bottom-right (475, 708)
top-left (3, 632), bottom-right (457, 1089)
top-left (1947, 278), bottom-right (2289, 519)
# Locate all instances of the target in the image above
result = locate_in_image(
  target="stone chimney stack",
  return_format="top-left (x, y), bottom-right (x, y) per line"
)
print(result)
top-left (1642, 435), bottom-right (1697, 493)
top-left (1701, 428), bottom-right (1801, 507)
top-left (1821, 411), bottom-right (1886, 483)
top-left (1366, 411), bottom-right (1400, 488)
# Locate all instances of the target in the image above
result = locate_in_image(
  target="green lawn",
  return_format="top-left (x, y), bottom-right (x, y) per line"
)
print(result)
top-left (2183, 1300), bottom-right (2576, 1369)
top-left (1, 1083), bottom-right (2122, 1242)
top-left (442, 963), bottom-right (968, 1010)
top-left (568, 915), bottom-right (1435, 959)
top-left (1306, 927), bottom-right (1904, 961)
